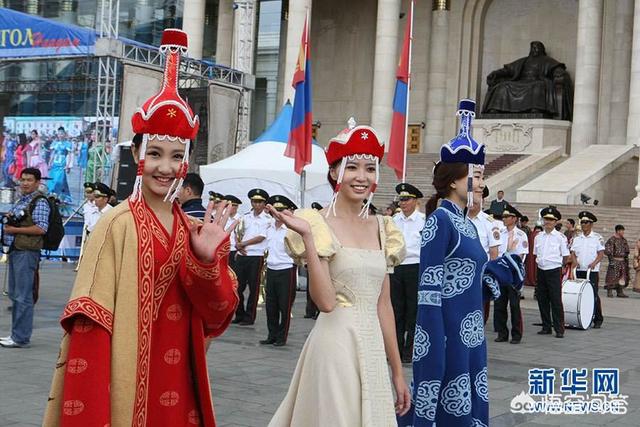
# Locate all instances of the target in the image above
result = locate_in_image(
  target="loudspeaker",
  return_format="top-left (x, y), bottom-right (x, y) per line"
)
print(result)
top-left (115, 146), bottom-right (136, 202)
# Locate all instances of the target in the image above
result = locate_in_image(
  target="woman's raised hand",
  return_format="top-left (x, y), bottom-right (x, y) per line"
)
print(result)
top-left (266, 205), bottom-right (311, 237)
top-left (189, 201), bottom-right (239, 263)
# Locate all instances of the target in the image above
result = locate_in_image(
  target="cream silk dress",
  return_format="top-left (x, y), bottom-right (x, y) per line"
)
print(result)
top-left (269, 209), bottom-right (406, 427)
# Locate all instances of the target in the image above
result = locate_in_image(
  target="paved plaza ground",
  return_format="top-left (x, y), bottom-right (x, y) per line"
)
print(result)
top-left (1, 261), bottom-right (639, 426)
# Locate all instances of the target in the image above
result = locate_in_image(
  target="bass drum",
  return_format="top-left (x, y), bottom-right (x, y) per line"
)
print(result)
top-left (562, 279), bottom-right (594, 330)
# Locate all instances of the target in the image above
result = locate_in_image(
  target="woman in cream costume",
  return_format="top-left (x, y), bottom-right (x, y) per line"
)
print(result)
top-left (268, 119), bottom-right (411, 427)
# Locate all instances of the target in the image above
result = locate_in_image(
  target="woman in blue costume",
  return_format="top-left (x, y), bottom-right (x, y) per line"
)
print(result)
top-left (398, 100), bottom-right (524, 427)
top-left (2, 134), bottom-right (17, 187)
top-left (47, 128), bottom-right (73, 203)
top-left (77, 137), bottom-right (89, 169)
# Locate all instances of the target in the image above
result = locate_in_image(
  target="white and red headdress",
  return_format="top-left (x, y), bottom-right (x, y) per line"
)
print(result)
top-left (130, 28), bottom-right (200, 202)
top-left (324, 118), bottom-right (384, 218)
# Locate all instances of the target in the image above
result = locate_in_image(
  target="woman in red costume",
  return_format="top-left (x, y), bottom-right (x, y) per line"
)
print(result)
top-left (43, 29), bottom-right (239, 427)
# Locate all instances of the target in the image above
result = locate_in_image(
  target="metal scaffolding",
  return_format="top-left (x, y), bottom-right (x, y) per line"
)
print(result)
top-left (232, 0), bottom-right (257, 149)
top-left (0, 0), bottom-right (252, 182)
top-left (92, 0), bottom-right (120, 183)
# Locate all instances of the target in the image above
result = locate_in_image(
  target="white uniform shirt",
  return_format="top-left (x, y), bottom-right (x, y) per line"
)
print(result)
top-left (266, 223), bottom-right (294, 270)
top-left (225, 214), bottom-right (241, 251)
top-left (393, 209), bottom-right (426, 265)
top-left (570, 231), bottom-right (605, 272)
top-left (240, 210), bottom-right (271, 256)
top-left (470, 211), bottom-right (501, 256)
top-left (534, 229), bottom-right (570, 270)
top-left (84, 202), bottom-right (113, 233)
top-left (499, 226), bottom-right (529, 260)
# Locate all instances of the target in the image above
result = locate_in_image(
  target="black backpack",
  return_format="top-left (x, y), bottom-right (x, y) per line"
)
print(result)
top-left (30, 195), bottom-right (65, 251)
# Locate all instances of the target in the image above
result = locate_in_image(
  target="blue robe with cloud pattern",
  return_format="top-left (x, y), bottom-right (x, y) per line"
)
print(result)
top-left (398, 199), bottom-right (524, 427)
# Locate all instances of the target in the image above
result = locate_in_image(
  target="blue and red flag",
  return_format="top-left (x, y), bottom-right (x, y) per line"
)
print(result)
top-left (387, 1), bottom-right (413, 181)
top-left (285, 16), bottom-right (312, 175)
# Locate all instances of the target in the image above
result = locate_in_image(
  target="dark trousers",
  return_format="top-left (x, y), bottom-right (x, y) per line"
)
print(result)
top-left (228, 250), bottom-right (237, 273)
top-left (305, 268), bottom-right (319, 318)
top-left (494, 285), bottom-right (523, 341)
top-left (483, 300), bottom-right (491, 325)
top-left (390, 263), bottom-right (419, 357)
top-left (576, 270), bottom-right (604, 325)
top-left (234, 255), bottom-right (264, 323)
top-left (536, 267), bottom-right (564, 333)
top-left (265, 267), bottom-right (297, 343)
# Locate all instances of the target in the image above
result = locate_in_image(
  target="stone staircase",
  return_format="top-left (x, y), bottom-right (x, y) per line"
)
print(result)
top-left (375, 153), bottom-right (513, 208)
top-left (484, 154), bottom-right (526, 178)
top-left (375, 153), bottom-right (440, 207)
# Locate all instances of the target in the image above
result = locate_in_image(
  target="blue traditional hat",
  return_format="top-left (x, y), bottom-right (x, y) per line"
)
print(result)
top-left (440, 99), bottom-right (485, 165)
top-left (439, 99), bottom-right (486, 209)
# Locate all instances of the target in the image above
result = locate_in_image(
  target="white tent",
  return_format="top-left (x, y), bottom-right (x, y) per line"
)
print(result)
top-left (199, 103), bottom-right (333, 212)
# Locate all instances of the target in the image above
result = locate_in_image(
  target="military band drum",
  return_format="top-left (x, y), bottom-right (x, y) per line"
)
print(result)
top-left (569, 211), bottom-right (604, 328)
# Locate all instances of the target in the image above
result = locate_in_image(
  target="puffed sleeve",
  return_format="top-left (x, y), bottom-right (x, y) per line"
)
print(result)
top-left (284, 209), bottom-right (339, 265)
top-left (382, 215), bottom-right (406, 273)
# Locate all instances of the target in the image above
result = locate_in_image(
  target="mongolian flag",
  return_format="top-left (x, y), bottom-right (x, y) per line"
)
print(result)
top-left (285, 16), bottom-right (313, 175)
top-left (387, 1), bottom-right (414, 181)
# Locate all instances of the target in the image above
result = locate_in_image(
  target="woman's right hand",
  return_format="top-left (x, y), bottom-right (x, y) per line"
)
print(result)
top-left (266, 205), bottom-right (312, 237)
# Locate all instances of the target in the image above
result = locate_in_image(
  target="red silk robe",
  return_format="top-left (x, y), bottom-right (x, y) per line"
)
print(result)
top-left (44, 200), bottom-right (238, 427)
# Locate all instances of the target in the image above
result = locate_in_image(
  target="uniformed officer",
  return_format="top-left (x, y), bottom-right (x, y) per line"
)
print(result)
top-left (234, 188), bottom-right (271, 325)
top-left (534, 206), bottom-right (570, 338)
top-left (85, 182), bottom-right (114, 233)
top-left (83, 182), bottom-right (96, 203)
top-left (570, 211), bottom-right (604, 328)
top-left (260, 195), bottom-right (298, 346)
top-left (392, 182), bottom-right (425, 363)
top-left (469, 186), bottom-right (502, 324)
top-left (208, 191), bottom-right (223, 207)
top-left (304, 202), bottom-right (322, 319)
top-left (469, 186), bottom-right (501, 259)
top-left (223, 194), bottom-right (242, 272)
top-left (494, 204), bottom-right (528, 344)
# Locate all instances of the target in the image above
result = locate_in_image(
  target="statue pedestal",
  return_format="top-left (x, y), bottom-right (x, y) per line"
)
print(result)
top-left (472, 118), bottom-right (571, 154)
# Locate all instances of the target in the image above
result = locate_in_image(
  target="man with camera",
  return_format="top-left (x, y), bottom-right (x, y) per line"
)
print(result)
top-left (0, 167), bottom-right (50, 348)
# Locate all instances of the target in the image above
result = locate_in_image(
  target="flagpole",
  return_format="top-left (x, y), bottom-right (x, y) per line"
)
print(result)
top-left (299, 8), bottom-right (310, 208)
top-left (401, 0), bottom-right (414, 183)
top-left (300, 169), bottom-right (306, 207)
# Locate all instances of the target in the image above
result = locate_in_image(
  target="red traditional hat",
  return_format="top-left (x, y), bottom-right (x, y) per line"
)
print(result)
top-left (325, 118), bottom-right (384, 165)
top-left (129, 28), bottom-right (199, 202)
top-left (324, 118), bottom-right (385, 218)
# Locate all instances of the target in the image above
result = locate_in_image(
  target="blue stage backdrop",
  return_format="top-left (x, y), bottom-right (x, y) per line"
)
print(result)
top-left (0, 7), bottom-right (96, 57)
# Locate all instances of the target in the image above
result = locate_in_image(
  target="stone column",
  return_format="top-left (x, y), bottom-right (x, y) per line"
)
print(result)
top-left (370, 0), bottom-right (402, 145)
top-left (608, 0), bottom-right (634, 145)
top-left (182, 0), bottom-right (206, 59)
top-left (216, 0), bottom-right (234, 66)
top-left (58, 0), bottom-right (77, 24)
top-left (628, 0), bottom-right (640, 206)
top-left (282, 0), bottom-right (312, 104)
top-left (424, 0), bottom-right (450, 152)
top-left (570, 0), bottom-right (604, 154)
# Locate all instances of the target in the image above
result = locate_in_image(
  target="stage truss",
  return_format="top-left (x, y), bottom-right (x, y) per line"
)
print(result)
top-left (0, 0), bottom-right (253, 184)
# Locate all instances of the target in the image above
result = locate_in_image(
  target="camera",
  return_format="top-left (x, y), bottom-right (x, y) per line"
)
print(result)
top-left (2, 210), bottom-right (25, 226)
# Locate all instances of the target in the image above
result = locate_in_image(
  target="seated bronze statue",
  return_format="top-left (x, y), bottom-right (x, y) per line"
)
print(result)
top-left (482, 41), bottom-right (573, 120)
